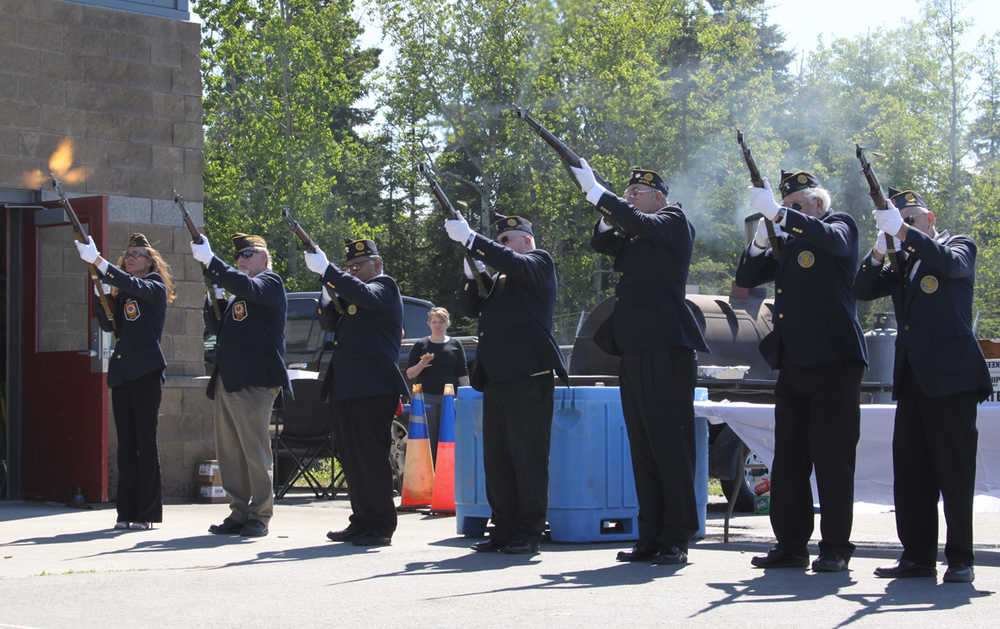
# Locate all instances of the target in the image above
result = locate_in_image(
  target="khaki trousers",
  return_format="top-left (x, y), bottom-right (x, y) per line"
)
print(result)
top-left (215, 386), bottom-right (280, 525)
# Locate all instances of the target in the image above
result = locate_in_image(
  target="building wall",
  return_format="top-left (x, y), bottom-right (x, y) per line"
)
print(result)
top-left (1, 0), bottom-right (215, 500)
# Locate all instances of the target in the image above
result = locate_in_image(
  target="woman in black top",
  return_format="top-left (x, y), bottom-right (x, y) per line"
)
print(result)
top-left (406, 307), bottom-right (469, 462)
top-left (76, 233), bottom-right (175, 530)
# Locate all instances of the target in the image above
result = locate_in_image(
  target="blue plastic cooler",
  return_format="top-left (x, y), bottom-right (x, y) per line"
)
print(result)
top-left (454, 386), bottom-right (708, 543)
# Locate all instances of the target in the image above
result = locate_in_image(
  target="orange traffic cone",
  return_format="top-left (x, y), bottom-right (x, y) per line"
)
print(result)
top-left (429, 383), bottom-right (457, 515)
top-left (399, 384), bottom-right (434, 511)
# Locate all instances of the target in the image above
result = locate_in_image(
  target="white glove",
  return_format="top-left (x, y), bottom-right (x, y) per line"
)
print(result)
top-left (75, 236), bottom-right (100, 264)
top-left (190, 236), bottom-right (213, 265)
top-left (463, 257), bottom-right (486, 279)
top-left (753, 217), bottom-right (771, 249)
top-left (212, 285), bottom-right (225, 300)
top-left (747, 178), bottom-right (780, 221)
top-left (874, 231), bottom-right (902, 255)
top-left (94, 282), bottom-right (112, 296)
top-left (304, 248), bottom-right (329, 275)
top-left (570, 158), bottom-right (608, 205)
top-left (321, 286), bottom-right (333, 305)
top-left (445, 217), bottom-right (475, 247)
top-left (874, 207), bottom-right (904, 236)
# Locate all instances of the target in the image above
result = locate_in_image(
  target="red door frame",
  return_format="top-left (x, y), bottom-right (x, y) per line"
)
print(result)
top-left (21, 196), bottom-right (109, 502)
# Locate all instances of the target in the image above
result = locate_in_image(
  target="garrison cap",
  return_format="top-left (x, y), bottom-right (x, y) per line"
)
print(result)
top-left (887, 187), bottom-right (927, 209)
top-left (344, 237), bottom-right (379, 261)
top-left (232, 233), bottom-right (267, 253)
top-left (491, 212), bottom-right (533, 236)
top-left (128, 233), bottom-right (150, 248)
top-left (627, 167), bottom-right (669, 195)
top-left (778, 170), bottom-right (820, 197)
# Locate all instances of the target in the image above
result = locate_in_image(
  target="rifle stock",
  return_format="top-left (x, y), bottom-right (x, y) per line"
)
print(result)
top-left (417, 164), bottom-right (490, 298)
top-left (281, 207), bottom-right (344, 315)
top-left (51, 177), bottom-right (116, 330)
top-left (855, 145), bottom-right (904, 274)
top-left (736, 130), bottom-right (782, 256)
top-left (173, 191), bottom-right (223, 323)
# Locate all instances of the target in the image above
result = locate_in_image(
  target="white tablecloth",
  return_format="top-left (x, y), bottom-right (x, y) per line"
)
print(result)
top-left (696, 401), bottom-right (1000, 513)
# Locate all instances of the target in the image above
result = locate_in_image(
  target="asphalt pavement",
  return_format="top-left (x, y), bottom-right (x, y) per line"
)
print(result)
top-left (1, 496), bottom-right (997, 628)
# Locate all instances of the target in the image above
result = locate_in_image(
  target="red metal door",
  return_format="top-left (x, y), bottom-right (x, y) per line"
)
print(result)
top-left (21, 196), bottom-right (109, 502)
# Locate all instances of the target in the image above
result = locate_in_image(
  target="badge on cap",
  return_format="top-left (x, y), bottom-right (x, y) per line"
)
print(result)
top-left (797, 174), bottom-right (808, 184)
top-left (355, 242), bottom-right (364, 251)
top-left (920, 275), bottom-right (939, 294)
top-left (797, 250), bottom-right (816, 269)
top-left (232, 300), bottom-right (248, 321)
top-left (507, 218), bottom-right (517, 227)
top-left (124, 299), bottom-right (140, 322)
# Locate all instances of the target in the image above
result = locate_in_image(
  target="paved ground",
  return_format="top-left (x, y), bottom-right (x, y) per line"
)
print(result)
top-left (1, 496), bottom-right (998, 628)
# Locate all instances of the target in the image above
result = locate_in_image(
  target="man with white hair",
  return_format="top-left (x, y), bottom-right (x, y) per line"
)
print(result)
top-left (191, 233), bottom-right (289, 538)
top-left (858, 188), bottom-right (992, 583)
top-left (735, 171), bottom-right (868, 573)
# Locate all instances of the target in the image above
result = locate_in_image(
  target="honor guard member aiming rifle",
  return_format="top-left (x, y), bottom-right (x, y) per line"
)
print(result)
top-left (76, 233), bottom-right (175, 530)
top-left (304, 238), bottom-right (408, 547)
top-left (444, 212), bottom-right (567, 555)
top-left (192, 233), bottom-right (290, 538)
top-left (735, 171), bottom-right (868, 572)
top-left (857, 188), bottom-right (992, 583)
top-left (570, 162), bottom-right (709, 566)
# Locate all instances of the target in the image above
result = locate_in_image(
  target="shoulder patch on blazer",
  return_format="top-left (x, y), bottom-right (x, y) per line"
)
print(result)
top-left (232, 300), bottom-right (248, 321)
top-left (124, 298), bottom-right (140, 321)
top-left (347, 304), bottom-right (358, 315)
top-left (797, 250), bottom-right (815, 269)
top-left (919, 275), bottom-right (939, 294)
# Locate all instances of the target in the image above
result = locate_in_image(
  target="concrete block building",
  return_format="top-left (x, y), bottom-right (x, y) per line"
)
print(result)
top-left (1, 0), bottom-right (213, 502)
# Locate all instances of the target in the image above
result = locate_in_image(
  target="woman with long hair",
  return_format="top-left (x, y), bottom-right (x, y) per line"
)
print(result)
top-left (76, 232), bottom-right (175, 530)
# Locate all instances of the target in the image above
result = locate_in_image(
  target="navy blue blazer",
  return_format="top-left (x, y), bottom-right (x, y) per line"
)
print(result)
top-left (590, 193), bottom-right (709, 354)
top-left (855, 228), bottom-right (991, 400)
top-left (97, 265), bottom-right (167, 388)
top-left (735, 209), bottom-right (868, 370)
top-left (461, 234), bottom-right (568, 386)
top-left (318, 269), bottom-right (408, 402)
top-left (204, 257), bottom-right (289, 398)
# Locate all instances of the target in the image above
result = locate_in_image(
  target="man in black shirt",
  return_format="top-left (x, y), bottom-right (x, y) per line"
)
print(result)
top-left (445, 212), bottom-right (567, 555)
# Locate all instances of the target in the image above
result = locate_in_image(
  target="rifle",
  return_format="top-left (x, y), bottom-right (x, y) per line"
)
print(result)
top-left (855, 144), bottom-right (904, 274)
top-left (417, 163), bottom-right (489, 298)
top-left (736, 130), bottom-right (782, 256)
top-left (51, 176), bottom-right (116, 330)
top-left (513, 108), bottom-right (626, 233)
top-left (174, 190), bottom-right (223, 324)
top-left (282, 207), bottom-right (344, 314)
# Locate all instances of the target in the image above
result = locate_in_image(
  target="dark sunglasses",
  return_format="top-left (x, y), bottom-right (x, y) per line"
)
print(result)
top-left (790, 202), bottom-right (802, 211)
top-left (124, 251), bottom-right (150, 259)
top-left (903, 215), bottom-right (916, 225)
top-left (237, 249), bottom-right (259, 259)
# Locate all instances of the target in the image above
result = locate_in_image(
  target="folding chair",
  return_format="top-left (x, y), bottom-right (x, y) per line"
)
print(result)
top-left (271, 378), bottom-right (343, 499)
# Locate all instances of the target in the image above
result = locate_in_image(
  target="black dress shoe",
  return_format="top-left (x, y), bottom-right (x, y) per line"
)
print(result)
top-left (874, 559), bottom-right (936, 578)
top-left (351, 533), bottom-right (392, 547)
top-left (471, 539), bottom-right (506, 553)
top-left (811, 554), bottom-right (848, 572)
top-left (943, 563), bottom-right (975, 583)
top-left (327, 526), bottom-right (361, 542)
top-left (651, 546), bottom-right (688, 565)
top-left (616, 545), bottom-right (659, 562)
top-left (751, 548), bottom-right (809, 568)
top-left (500, 540), bottom-right (540, 555)
top-left (208, 517), bottom-right (244, 535)
top-left (240, 519), bottom-right (269, 537)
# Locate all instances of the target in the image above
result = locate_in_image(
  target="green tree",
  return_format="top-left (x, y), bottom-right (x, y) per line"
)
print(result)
top-left (197, 0), bottom-right (380, 290)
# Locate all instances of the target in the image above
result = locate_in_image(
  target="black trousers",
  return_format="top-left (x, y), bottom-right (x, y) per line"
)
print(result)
top-left (894, 365), bottom-right (980, 566)
top-left (482, 373), bottom-right (554, 544)
top-left (620, 348), bottom-right (698, 551)
top-left (332, 394), bottom-right (398, 536)
top-left (111, 369), bottom-right (163, 523)
top-left (771, 362), bottom-right (864, 558)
